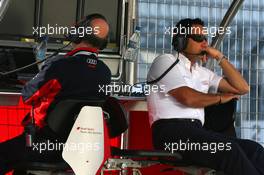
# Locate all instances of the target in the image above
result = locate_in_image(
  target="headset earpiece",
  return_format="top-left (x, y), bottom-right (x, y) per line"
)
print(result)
top-left (172, 33), bottom-right (188, 52)
top-left (172, 18), bottom-right (193, 52)
top-left (66, 16), bottom-right (90, 44)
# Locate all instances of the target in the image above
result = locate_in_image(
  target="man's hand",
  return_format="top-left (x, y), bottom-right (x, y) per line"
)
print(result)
top-left (169, 86), bottom-right (239, 108)
top-left (220, 93), bottom-right (240, 104)
top-left (204, 47), bottom-right (223, 60)
top-left (203, 46), bottom-right (249, 95)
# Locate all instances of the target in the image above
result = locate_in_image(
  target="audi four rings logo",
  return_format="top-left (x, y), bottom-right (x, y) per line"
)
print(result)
top-left (87, 58), bottom-right (97, 65)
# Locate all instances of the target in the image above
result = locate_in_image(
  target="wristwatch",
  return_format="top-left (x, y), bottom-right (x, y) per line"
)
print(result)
top-left (217, 54), bottom-right (226, 65)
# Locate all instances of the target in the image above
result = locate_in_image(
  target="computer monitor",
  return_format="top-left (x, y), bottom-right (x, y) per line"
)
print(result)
top-left (0, 0), bottom-right (123, 53)
top-left (0, 0), bottom-right (35, 40)
top-left (0, 48), bottom-right (38, 91)
top-left (11, 48), bottom-right (39, 78)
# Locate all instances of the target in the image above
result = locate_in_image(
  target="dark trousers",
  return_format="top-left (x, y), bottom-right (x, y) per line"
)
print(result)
top-left (0, 127), bottom-right (63, 174)
top-left (152, 119), bottom-right (264, 175)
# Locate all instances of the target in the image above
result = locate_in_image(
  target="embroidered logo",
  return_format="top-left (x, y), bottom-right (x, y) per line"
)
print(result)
top-left (86, 58), bottom-right (97, 68)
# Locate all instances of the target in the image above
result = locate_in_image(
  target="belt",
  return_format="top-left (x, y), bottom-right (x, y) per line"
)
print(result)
top-left (152, 118), bottom-right (202, 129)
top-left (172, 118), bottom-right (201, 123)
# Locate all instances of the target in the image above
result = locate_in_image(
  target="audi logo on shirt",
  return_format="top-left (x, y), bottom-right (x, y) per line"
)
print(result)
top-left (86, 58), bottom-right (97, 68)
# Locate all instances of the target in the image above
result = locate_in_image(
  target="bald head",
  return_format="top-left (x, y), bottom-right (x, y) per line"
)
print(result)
top-left (90, 18), bottom-right (109, 39)
top-left (74, 14), bottom-right (110, 50)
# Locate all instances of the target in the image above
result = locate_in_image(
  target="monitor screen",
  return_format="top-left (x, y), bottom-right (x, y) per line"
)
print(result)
top-left (0, 0), bottom-right (35, 39)
top-left (41, 0), bottom-right (77, 40)
top-left (0, 0), bottom-right (122, 52)
top-left (11, 48), bottom-right (39, 76)
top-left (0, 48), bottom-right (39, 91)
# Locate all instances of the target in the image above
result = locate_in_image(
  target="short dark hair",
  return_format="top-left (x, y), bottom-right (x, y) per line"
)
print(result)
top-left (173, 18), bottom-right (204, 36)
top-left (171, 18), bottom-right (205, 51)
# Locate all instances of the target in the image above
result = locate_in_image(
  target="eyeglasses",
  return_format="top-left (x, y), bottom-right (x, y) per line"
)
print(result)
top-left (188, 34), bottom-right (207, 42)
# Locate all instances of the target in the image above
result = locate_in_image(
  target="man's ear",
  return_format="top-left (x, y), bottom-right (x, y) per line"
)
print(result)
top-left (71, 42), bottom-right (78, 50)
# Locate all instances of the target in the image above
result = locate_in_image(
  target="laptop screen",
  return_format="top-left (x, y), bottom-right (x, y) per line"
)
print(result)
top-left (11, 48), bottom-right (39, 77)
top-left (0, 48), bottom-right (39, 91)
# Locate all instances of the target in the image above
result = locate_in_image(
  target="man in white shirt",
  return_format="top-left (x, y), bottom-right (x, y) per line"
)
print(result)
top-left (147, 18), bottom-right (264, 175)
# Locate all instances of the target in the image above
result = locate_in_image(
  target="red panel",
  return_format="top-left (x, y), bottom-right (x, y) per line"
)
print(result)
top-left (0, 96), bottom-right (30, 174)
top-left (0, 97), bottom-right (30, 143)
top-left (128, 111), bottom-right (153, 150)
top-left (110, 137), bottom-right (121, 147)
top-left (0, 125), bottom-right (9, 143)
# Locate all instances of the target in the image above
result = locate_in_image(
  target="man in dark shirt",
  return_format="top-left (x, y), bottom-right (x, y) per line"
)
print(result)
top-left (0, 13), bottom-right (111, 174)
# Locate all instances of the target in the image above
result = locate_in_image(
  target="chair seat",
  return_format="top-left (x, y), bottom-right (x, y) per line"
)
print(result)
top-left (111, 147), bottom-right (182, 160)
top-left (14, 161), bottom-right (71, 171)
top-left (109, 148), bottom-right (218, 175)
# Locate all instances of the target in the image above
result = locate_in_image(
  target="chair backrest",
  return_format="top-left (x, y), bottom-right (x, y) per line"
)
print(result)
top-left (62, 106), bottom-right (108, 175)
top-left (102, 96), bottom-right (128, 138)
top-left (46, 97), bottom-right (128, 141)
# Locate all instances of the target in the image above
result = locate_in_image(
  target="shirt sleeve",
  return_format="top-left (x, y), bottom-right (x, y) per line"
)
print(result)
top-left (207, 69), bottom-right (223, 93)
top-left (147, 54), bottom-right (187, 94)
top-left (21, 60), bottom-right (59, 104)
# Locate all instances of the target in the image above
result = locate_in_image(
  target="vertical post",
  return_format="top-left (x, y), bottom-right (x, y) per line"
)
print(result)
top-left (206, 0), bottom-right (244, 70)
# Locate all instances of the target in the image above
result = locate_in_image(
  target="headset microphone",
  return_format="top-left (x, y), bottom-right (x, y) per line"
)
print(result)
top-left (200, 51), bottom-right (207, 55)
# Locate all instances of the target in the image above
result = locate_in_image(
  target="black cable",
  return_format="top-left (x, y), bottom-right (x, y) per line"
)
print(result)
top-left (128, 52), bottom-right (180, 96)
top-left (0, 42), bottom-right (72, 76)
top-left (133, 52), bottom-right (180, 87)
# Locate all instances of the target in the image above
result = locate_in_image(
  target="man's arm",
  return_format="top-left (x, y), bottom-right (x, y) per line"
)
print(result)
top-left (21, 61), bottom-right (61, 105)
top-left (206, 47), bottom-right (250, 95)
top-left (168, 86), bottom-right (239, 108)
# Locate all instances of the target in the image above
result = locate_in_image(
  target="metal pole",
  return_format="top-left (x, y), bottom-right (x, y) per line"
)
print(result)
top-left (206, 0), bottom-right (244, 70)
top-left (0, 0), bottom-right (11, 21)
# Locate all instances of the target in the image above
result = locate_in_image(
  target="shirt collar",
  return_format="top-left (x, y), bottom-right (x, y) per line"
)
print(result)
top-left (178, 52), bottom-right (199, 70)
top-left (66, 47), bottom-right (99, 57)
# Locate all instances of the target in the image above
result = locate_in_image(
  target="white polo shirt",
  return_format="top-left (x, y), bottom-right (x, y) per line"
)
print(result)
top-left (147, 53), bottom-right (222, 126)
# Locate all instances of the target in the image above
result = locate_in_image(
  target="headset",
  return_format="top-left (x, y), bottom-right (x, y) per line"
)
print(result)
top-left (145, 18), bottom-right (206, 85)
top-left (172, 18), bottom-right (193, 52)
top-left (66, 13), bottom-right (109, 50)
top-left (129, 52), bottom-right (179, 96)
top-left (172, 18), bottom-right (206, 53)
top-left (147, 52), bottom-right (179, 85)
top-left (146, 19), bottom-right (195, 85)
